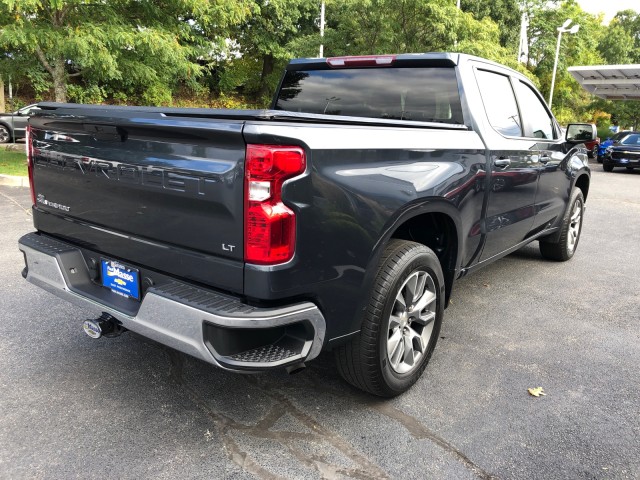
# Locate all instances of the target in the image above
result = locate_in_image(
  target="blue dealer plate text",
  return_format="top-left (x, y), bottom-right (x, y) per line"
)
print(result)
top-left (101, 259), bottom-right (140, 300)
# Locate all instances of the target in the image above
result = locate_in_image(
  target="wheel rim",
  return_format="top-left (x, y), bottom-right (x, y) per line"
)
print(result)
top-left (567, 198), bottom-right (583, 254)
top-left (387, 270), bottom-right (437, 374)
top-left (0, 127), bottom-right (9, 143)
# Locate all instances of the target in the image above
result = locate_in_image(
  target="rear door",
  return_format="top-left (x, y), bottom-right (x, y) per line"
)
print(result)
top-left (472, 67), bottom-right (541, 261)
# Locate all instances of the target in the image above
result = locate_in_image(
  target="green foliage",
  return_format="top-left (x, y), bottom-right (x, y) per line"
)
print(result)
top-left (218, 0), bottom-right (319, 103)
top-left (140, 83), bottom-right (173, 107)
top-left (67, 84), bottom-right (107, 104)
top-left (0, 0), bottom-right (254, 103)
top-left (461, 0), bottom-right (521, 47)
top-left (0, 149), bottom-right (27, 176)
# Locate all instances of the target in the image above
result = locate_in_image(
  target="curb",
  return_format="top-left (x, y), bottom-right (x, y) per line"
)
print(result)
top-left (0, 174), bottom-right (29, 187)
top-left (0, 143), bottom-right (26, 152)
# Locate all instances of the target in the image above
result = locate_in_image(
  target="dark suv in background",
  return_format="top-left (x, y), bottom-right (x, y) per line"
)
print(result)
top-left (602, 132), bottom-right (640, 172)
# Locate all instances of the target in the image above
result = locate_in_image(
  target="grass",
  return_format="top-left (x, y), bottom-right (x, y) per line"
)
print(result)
top-left (0, 149), bottom-right (28, 176)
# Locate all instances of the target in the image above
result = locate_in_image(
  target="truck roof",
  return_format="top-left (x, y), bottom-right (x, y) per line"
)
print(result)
top-left (286, 53), bottom-right (527, 81)
top-left (287, 52), bottom-right (459, 70)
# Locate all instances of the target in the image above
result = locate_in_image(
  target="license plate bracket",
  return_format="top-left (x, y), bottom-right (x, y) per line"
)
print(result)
top-left (100, 258), bottom-right (140, 301)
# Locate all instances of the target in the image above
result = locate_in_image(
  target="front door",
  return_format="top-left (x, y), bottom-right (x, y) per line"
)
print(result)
top-left (511, 79), bottom-right (568, 230)
top-left (473, 68), bottom-right (541, 262)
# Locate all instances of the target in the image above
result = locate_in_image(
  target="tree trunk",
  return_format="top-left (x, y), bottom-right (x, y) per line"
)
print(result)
top-left (0, 78), bottom-right (5, 113)
top-left (52, 59), bottom-right (67, 103)
top-left (258, 54), bottom-right (275, 102)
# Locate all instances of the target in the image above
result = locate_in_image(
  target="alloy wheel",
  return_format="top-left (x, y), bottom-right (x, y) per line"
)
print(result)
top-left (567, 198), bottom-right (582, 254)
top-left (0, 126), bottom-right (10, 143)
top-left (387, 270), bottom-right (437, 374)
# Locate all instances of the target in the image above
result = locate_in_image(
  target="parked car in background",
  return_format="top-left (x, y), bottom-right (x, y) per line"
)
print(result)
top-left (0, 104), bottom-right (41, 143)
top-left (584, 136), bottom-right (600, 158)
top-left (597, 131), bottom-right (639, 163)
top-left (603, 132), bottom-right (640, 172)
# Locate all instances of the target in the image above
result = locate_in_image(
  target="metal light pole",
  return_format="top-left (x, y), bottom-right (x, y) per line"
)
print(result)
top-left (319, 1), bottom-right (325, 58)
top-left (548, 19), bottom-right (579, 109)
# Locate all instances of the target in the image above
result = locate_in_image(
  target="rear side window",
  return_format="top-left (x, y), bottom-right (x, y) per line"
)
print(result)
top-left (275, 67), bottom-right (464, 124)
top-left (475, 69), bottom-right (522, 137)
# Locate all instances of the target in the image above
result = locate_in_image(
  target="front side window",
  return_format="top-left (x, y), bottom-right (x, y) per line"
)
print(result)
top-left (475, 69), bottom-right (522, 137)
top-left (275, 67), bottom-right (464, 124)
top-left (19, 105), bottom-right (40, 115)
top-left (515, 81), bottom-right (556, 140)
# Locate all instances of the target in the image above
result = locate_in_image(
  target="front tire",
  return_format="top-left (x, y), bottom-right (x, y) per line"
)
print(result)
top-left (0, 125), bottom-right (11, 144)
top-left (539, 188), bottom-right (584, 261)
top-left (335, 240), bottom-right (444, 397)
top-left (603, 163), bottom-right (614, 172)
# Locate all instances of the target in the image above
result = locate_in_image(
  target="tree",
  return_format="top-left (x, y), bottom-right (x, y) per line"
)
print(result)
top-left (218, 0), bottom-right (319, 103)
top-left (596, 10), bottom-right (640, 130)
top-left (525, 0), bottom-right (606, 121)
top-left (460, 0), bottom-right (521, 48)
top-left (598, 10), bottom-right (640, 64)
top-left (0, 0), bottom-right (252, 103)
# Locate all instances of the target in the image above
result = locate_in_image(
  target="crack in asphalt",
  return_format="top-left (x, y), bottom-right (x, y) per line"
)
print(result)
top-left (165, 346), bottom-right (496, 479)
top-left (165, 349), bottom-right (388, 479)
top-left (166, 350), bottom-right (279, 479)
top-left (369, 402), bottom-right (497, 480)
top-left (0, 188), bottom-right (31, 216)
top-left (303, 365), bottom-right (497, 480)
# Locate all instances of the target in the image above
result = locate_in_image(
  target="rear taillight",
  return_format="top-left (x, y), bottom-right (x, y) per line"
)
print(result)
top-left (244, 144), bottom-right (306, 265)
top-left (25, 125), bottom-right (36, 206)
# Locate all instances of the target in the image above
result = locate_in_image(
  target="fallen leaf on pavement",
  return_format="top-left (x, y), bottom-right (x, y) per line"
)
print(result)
top-left (528, 387), bottom-right (546, 397)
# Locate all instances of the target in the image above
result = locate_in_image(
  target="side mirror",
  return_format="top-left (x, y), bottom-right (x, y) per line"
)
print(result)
top-left (566, 123), bottom-right (596, 143)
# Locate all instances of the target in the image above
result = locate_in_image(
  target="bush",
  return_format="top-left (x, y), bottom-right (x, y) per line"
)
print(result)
top-left (67, 85), bottom-right (107, 104)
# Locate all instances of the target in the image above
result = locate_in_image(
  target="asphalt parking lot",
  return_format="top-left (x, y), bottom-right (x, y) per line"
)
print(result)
top-left (1, 163), bottom-right (639, 479)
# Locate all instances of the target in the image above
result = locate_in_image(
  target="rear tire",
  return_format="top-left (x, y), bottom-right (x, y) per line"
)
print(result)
top-left (539, 188), bottom-right (584, 261)
top-left (603, 164), bottom-right (614, 172)
top-left (335, 240), bottom-right (444, 397)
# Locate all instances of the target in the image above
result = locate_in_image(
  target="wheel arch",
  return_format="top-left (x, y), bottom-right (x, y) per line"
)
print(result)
top-left (371, 200), bottom-right (463, 308)
top-left (574, 173), bottom-right (590, 202)
top-left (389, 211), bottom-right (459, 306)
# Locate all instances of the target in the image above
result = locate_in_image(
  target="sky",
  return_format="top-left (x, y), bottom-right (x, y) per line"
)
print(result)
top-left (576, 0), bottom-right (639, 24)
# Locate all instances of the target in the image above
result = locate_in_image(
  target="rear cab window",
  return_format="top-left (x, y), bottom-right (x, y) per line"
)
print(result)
top-left (274, 68), bottom-right (464, 125)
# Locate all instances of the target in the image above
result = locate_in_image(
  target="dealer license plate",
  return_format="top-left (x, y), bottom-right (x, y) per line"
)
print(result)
top-left (100, 259), bottom-right (140, 300)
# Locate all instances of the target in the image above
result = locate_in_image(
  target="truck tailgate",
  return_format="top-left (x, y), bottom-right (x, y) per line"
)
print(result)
top-left (29, 107), bottom-right (246, 293)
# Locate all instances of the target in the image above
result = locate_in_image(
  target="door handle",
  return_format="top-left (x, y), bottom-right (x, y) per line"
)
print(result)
top-left (540, 155), bottom-right (551, 164)
top-left (494, 158), bottom-right (511, 168)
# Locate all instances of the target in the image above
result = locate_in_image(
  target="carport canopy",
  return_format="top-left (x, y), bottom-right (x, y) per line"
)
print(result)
top-left (568, 65), bottom-right (640, 100)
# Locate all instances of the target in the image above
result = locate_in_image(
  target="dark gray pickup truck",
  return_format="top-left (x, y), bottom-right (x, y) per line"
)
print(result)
top-left (19, 53), bottom-right (594, 396)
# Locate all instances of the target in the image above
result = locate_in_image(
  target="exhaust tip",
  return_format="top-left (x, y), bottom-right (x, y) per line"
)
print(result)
top-left (285, 362), bottom-right (306, 375)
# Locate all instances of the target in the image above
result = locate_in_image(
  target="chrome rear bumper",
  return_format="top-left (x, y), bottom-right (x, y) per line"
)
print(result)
top-left (19, 232), bottom-right (326, 371)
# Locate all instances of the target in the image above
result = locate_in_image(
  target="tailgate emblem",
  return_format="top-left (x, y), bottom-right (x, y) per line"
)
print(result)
top-left (36, 194), bottom-right (71, 212)
top-left (222, 244), bottom-right (236, 252)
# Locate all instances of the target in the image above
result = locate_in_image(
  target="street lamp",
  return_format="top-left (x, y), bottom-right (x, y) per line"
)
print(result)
top-left (548, 19), bottom-right (579, 109)
top-left (319, 1), bottom-right (325, 58)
